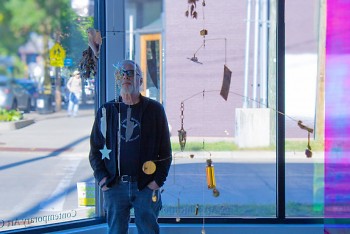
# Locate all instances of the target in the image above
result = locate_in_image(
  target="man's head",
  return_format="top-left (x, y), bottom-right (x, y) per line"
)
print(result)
top-left (115, 60), bottom-right (143, 99)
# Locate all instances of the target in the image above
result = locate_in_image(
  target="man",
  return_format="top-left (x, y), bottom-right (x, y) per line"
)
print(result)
top-left (89, 60), bottom-right (172, 234)
top-left (66, 70), bottom-right (82, 117)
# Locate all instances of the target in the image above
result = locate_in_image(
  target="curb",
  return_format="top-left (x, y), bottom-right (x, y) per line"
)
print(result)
top-left (0, 119), bottom-right (35, 131)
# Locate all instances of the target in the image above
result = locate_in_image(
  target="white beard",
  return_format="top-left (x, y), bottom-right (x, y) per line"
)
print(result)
top-left (120, 82), bottom-right (139, 104)
top-left (121, 92), bottom-right (133, 104)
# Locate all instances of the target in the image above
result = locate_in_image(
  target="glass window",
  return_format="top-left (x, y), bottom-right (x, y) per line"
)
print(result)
top-left (125, 0), bottom-right (277, 219)
top-left (284, 0), bottom-right (324, 217)
top-left (2, 0), bottom-right (342, 232)
top-left (125, 0), bottom-right (163, 103)
top-left (0, 0), bottom-right (96, 231)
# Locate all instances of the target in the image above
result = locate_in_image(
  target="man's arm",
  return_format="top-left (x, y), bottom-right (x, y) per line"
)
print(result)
top-left (152, 106), bottom-right (172, 188)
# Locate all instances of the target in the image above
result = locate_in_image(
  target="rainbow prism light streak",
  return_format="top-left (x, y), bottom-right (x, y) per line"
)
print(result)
top-left (325, 0), bottom-right (350, 218)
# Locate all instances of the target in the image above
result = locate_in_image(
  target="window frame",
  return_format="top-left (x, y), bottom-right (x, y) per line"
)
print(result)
top-left (7, 0), bottom-right (348, 233)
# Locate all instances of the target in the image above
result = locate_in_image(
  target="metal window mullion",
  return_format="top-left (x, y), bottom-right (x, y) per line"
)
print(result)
top-left (276, 0), bottom-right (286, 220)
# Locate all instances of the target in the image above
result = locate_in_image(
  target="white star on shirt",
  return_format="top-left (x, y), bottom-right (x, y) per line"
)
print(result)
top-left (100, 144), bottom-right (111, 160)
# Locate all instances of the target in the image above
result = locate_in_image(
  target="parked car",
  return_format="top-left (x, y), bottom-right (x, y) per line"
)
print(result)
top-left (0, 76), bottom-right (32, 112)
top-left (16, 79), bottom-right (39, 110)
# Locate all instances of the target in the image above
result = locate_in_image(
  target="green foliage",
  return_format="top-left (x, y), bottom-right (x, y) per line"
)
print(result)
top-left (0, 2), bottom-right (27, 54)
top-left (171, 139), bottom-right (324, 152)
top-left (0, 0), bottom-right (92, 73)
top-left (86, 208), bottom-right (96, 218)
top-left (0, 108), bottom-right (23, 122)
top-left (61, 15), bottom-right (94, 68)
top-left (171, 141), bottom-right (239, 152)
top-left (285, 140), bottom-right (324, 152)
top-left (0, 64), bottom-right (7, 75)
top-left (12, 56), bottom-right (26, 77)
top-left (0, 56), bottom-right (26, 77)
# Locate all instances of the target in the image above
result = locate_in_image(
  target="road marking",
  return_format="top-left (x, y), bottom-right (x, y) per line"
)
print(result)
top-left (40, 157), bottom-right (81, 211)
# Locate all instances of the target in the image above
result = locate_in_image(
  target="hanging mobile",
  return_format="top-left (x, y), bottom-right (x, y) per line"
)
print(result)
top-left (200, 29), bottom-right (208, 37)
top-left (213, 188), bottom-right (220, 197)
top-left (152, 190), bottom-right (157, 202)
top-left (206, 159), bottom-right (220, 197)
top-left (195, 204), bottom-right (199, 215)
top-left (142, 161), bottom-right (157, 175)
top-left (206, 159), bottom-right (216, 189)
top-left (178, 102), bottom-right (187, 151)
top-left (306, 132), bottom-right (312, 158)
top-left (297, 121), bottom-right (314, 158)
top-left (142, 155), bottom-right (172, 175)
top-left (200, 0), bottom-right (207, 38)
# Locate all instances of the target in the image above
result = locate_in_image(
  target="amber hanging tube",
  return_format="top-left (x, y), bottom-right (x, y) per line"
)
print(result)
top-left (206, 159), bottom-right (216, 189)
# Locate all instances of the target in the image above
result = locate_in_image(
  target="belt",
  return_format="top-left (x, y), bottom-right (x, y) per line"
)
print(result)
top-left (119, 175), bottom-right (137, 183)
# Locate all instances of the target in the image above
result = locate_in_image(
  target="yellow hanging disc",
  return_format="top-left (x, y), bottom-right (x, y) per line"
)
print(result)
top-left (142, 161), bottom-right (156, 175)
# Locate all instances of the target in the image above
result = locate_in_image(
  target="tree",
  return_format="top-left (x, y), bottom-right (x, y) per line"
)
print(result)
top-left (0, 0), bottom-right (93, 111)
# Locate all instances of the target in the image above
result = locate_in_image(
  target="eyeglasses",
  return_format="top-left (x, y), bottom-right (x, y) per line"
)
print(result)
top-left (120, 69), bottom-right (139, 78)
top-left (115, 68), bottom-right (141, 82)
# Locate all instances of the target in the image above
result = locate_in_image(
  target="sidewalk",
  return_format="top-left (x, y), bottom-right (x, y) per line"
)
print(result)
top-left (0, 104), bottom-right (323, 163)
top-left (0, 104), bottom-right (95, 154)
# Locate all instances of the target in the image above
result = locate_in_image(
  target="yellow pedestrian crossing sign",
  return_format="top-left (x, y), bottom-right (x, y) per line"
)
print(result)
top-left (49, 43), bottom-right (66, 67)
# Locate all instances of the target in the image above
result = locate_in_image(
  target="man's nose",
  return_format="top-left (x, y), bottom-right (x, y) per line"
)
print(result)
top-left (122, 73), bottom-right (129, 80)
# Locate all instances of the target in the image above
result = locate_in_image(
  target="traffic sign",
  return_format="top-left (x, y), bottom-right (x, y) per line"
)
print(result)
top-left (64, 58), bottom-right (73, 67)
top-left (49, 43), bottom-right (66, 67)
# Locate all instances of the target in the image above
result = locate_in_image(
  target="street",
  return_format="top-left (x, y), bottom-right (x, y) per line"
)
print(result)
top-left (0, 105), bottom-right (324, 230)
top-left (0, 104), bottom-right (95, 229)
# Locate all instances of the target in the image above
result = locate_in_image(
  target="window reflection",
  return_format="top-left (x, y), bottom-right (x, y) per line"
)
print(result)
top-left (0, 0), bottom-right (96, 231)
top-left (285, 0), bottom-right (324, 217)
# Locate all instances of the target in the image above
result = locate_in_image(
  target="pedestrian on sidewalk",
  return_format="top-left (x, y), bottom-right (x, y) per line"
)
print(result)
top-left (66, 70), bottom-right (82, 117)
top-left (89, 60), bottom-right (172, 234)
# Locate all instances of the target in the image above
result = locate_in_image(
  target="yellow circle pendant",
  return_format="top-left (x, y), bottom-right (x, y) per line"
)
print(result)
top-left (142, 161), bottom-right (156, 175)
top-left (152, 195), bottom-right (157, 202)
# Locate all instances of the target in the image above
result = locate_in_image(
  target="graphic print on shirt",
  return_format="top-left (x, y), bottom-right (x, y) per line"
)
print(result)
top-left (121, 107), bottom-right (141, 142)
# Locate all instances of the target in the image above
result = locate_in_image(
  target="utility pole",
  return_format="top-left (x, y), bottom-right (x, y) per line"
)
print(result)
top-left (252, 0), bottom-right (260, 108)
top-left (55, 32), bottom-right (63, 112)
top-left (243, 0), bottom-right (252, 108)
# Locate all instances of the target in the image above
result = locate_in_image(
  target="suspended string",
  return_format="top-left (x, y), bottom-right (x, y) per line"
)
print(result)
top-left (201, 168), bottom-right (206, 234)
top-left (112, 0), bottom-right (115, 34)
top-left (202, 89), bottom-right (206, 151)
top-left (202, 0), bottom-right (207, 47)
top-left (181, 89), bottom-right (310, 125)
top-left (114, 64), bottom-right (121, 176)
top-left (150, 155), bottom-right (172, 163)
